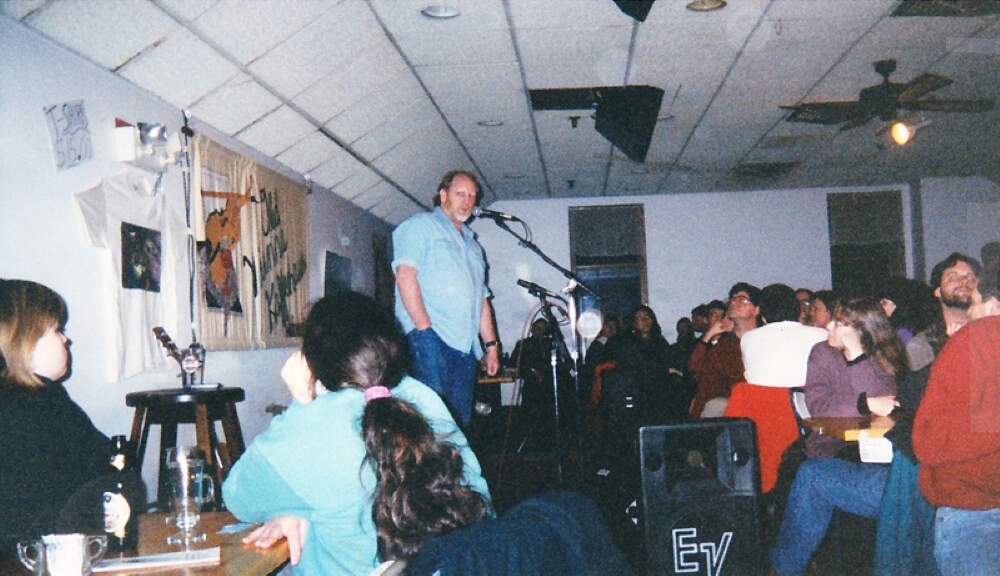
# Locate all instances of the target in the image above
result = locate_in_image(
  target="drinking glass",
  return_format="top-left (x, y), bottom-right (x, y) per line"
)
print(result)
top-left (164, 447), bottom-right (215, 546)
top-left (17, 533), bottom-right (106, 576)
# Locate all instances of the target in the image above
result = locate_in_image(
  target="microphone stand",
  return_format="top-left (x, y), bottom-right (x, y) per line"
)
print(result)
top-left (487, 216), bottom-right (598, 485)
top-left (491, 218), bottom-right (596, 396)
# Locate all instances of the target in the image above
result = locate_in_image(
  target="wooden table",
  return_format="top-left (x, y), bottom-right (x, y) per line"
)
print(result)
top-left (100, 512), bottom-right (288, 575)
top-left (477, 368), bottom-right (518, 385)
top-left (803, 415), bottom-right (895, 442)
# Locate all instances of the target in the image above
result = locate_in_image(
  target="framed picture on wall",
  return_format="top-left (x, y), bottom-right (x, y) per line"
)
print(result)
top-left (325, 251), bottom-right (353, 296)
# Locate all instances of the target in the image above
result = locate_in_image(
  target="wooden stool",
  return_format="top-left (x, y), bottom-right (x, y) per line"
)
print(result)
top-left (126, 387), bottom-right (246, 510)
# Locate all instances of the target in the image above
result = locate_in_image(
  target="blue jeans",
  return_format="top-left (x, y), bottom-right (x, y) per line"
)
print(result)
top-left (407, 328), bottom-right (477, 426)
top-left (770, 458), bottom-right (890, 576)
top-left (934, 506), bottom-right (1000, 576)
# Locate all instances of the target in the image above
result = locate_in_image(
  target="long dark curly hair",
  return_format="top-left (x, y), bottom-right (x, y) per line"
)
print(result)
top-left (363, 398), bottom-right (487, 559)
top-left (302, 292), bottom-right (486, 560)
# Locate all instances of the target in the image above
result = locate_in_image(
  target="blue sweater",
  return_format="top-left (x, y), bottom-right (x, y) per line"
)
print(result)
top-left (222, 376), bottom-right (492, 575)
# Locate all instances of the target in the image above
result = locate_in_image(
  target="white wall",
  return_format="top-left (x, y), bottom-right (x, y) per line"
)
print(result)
top-left (920, 177), bottom-right (1000, 281)
top-left (476, 181), bottom-right (1000, 348)
top-left (1, 18), bottom-right (390, 492)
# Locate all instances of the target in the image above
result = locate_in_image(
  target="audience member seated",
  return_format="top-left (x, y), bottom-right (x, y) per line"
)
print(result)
top-left (914, 310), bottom-right (1000, 576)
top-left (877, 276), bottom-right (937, 345)
top-left (742, 284), bottom-right (828, 389)
top-left (689, 304), bottom-right (710, 338)
top-left (688, 283), bottom-right (761, 417)
top-left (804, 298), bottom-right (904, 459)
top-left (726, 284), bottom-right (826, 496)
top-left (705, 299), bottom-right (726, 327)
top-left (0, 279), bottom-right (138, 554)
top-left (795, 288), bottom-right (815, 324)
top-left (767, 299), bottom-right (904, 575)
top-left (407, 491), bottom-right (634, 576)
top-left (906, 253), bottom-right (980, 371)
top-left (808, 290), bottom-right (838, 328)
top-left (224, 292), bottom-right (491, 575)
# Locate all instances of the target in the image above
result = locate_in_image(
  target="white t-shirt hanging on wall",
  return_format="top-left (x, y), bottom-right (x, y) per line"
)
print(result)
top-left (75, 169), bottom-right (180, 380)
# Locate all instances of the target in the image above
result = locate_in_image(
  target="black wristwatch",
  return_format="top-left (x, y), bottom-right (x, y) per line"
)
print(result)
top-left (483, 340), bottom-right (498, 349)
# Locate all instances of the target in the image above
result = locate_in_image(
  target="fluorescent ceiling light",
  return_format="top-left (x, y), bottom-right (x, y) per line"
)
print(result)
top-left (477, 120), bottom-right (504, 127)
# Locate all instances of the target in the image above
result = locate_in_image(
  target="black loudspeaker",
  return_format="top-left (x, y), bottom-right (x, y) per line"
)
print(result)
top-left (611, 0), bottom-right (658, 21)
top-left (639, 419), bottom-right (761, 576)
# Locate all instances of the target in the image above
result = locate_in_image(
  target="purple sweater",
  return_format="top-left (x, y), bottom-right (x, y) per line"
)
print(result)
top-left (804, 342), bottom-right (897, 458)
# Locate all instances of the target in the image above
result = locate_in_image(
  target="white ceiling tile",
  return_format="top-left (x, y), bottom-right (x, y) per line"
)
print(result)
top-left (353, 101), bottom-right (441, 160)
top-left (119, 28), bottom-right (240, 107)
top-left (324, 74), bottom-right (427, 143)
top-left (419, 63), bottom-right (527, 119)
top-left (371, 0), bottom-right (509, 32)
top-left (192, 0), bottom-right (337, 64)
top-left (310, 148), bottom-right (365, 189)
top-left (27, 0), bottom-right (177, 69)
top-left (393, 26), bottom-right (516, 66)
top-left (0, 0), bottom-right (46, 20)
top-left (235, 105), bottom-right (316, 156)
top-left (331, 165), bottom-right (382, 200)
top-left (248, 0), bottom-right (384, 97)
top-left (509, 0), bottom-right (634, 29)
top-left (276, 130), bottom-right (346, 174)
top-left (353, 181), bottom-right (394, 210)
top-left (190, 73), bottom-right (281, 134)
top-left (157, 0), bottom-right (219, 22)
top-left (518, 26), bottom-right (632, 88)
top-left (293, 42), bottom-right (409, 123)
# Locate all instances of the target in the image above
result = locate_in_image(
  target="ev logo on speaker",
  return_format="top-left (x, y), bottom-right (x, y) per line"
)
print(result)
top-left (672, 528), bottom-right (732, 575)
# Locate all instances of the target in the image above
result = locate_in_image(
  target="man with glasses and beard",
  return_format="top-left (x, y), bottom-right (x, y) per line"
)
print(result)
top-left (907, 253), bottom-right (981, 371)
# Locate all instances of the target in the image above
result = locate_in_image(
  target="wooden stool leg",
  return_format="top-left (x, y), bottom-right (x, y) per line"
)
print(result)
top-left (158, 422), bottom-right (178, 511)
top-left (129, 406), bottom-right (150, 472)
top-left (220, 402), bottom-right (246, 463)
top-left (194, 403), bottom-right (222, 500)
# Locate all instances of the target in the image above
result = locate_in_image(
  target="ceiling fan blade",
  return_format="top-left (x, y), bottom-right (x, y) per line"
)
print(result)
top-left (781, 101), bottom-right (866, 124)
top-left (898, 73), bottom-right (953, 101)
top-left (901, 98), bottom-right (996, 113)
top-left (838, 114), bottom-right (876, 131)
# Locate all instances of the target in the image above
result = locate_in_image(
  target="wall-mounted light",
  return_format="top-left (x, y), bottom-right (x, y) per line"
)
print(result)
top-left (112, 118), bottom-right (181, 170)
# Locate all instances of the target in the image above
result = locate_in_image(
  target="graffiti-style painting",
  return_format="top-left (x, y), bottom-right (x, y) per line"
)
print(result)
top-left (200, 177), bottom-right (252, 315)
top-left (44, 99), bottom-right (93, 170)
top-left (121, 222), bottom-right (161, 292)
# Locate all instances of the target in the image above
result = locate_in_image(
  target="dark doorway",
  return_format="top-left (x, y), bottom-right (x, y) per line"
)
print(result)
top-left (827, 191), bottom-right (906, 297)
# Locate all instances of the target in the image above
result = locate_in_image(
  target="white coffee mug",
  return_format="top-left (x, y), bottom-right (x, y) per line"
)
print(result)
top-left (17, 533), bottom-right (107, 576)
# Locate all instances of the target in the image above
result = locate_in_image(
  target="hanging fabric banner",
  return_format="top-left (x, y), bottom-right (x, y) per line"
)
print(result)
top-left (192, 135), bottom-right (308, 349)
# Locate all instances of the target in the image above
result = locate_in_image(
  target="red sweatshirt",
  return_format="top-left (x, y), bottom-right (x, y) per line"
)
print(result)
top-left (913, 315), bottom-right (1000, 510)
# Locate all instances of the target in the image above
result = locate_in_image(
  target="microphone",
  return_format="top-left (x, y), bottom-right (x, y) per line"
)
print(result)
top-left (517, 279), bottom-right (566, 301)
top-left (474, 206), bottom-right (520, 221)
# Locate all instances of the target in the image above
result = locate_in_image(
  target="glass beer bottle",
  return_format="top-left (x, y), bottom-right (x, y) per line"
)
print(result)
top-left (103, 435), bottom-right (139, 552)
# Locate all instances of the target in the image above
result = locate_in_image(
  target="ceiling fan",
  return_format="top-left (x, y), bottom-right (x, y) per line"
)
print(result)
top-left (780, 59), bottom-right (995, 131)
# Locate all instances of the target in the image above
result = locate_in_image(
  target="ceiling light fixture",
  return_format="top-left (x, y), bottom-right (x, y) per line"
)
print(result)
top-left (477, 120), bottom-right (504, 127)
top-left (421, 5), bottom-right (460, 19)
top-left (686, 0), bottom-right (727, 11)
top-left (890, 118), bottom-right (931, 146)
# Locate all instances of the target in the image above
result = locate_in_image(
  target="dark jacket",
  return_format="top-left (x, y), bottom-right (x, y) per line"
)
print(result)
top-left (0, 378), bottom-right (110, 552)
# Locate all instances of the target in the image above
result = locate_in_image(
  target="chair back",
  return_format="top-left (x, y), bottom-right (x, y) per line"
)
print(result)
top-left (723, 382), bottom-right (799, 493)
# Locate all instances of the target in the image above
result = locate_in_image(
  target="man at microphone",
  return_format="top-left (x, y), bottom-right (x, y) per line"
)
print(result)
top-left (391, 170), bottom-right (500, 425)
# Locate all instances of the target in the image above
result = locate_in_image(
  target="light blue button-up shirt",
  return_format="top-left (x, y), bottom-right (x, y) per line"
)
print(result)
top-left (392, 207), bottom-right (490, 358)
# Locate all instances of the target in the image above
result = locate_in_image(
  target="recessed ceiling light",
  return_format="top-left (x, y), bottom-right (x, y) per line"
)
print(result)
top-left (421, 5), bottom-right (460, 19)
top-left (477, 120), bottom-right (504, 127)
top-left (686, 0), bottom-right (726, 12)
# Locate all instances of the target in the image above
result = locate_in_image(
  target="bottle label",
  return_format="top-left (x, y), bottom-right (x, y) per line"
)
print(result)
top-left (111, 454), bottom-right (125, 471)
top-left (103, 491), bottom-right (131, 538)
